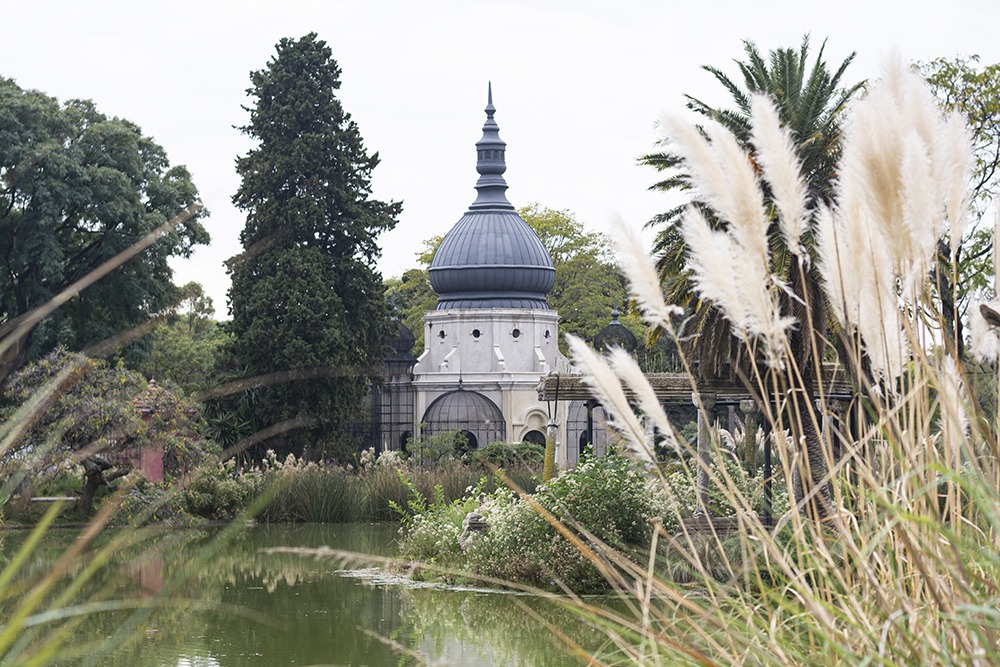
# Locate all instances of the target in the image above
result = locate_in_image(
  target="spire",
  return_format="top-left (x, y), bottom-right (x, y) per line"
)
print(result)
top-left (470, 82), bottom-right (514, 211)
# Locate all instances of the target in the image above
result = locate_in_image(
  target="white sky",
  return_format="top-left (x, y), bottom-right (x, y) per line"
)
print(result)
top-left (3, 0), bottom-right (998, 316)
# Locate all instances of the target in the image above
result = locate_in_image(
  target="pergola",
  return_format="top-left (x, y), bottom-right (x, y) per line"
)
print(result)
top-left (537, 364), bottom-right (856, 525)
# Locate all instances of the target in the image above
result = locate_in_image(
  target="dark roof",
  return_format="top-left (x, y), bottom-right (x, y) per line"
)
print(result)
top-left (593, 303), bottom-right (638, 353)
top-left (386, 316), bottom-right (416, 361)
top-left (429, 85), bottom-right (554, 310)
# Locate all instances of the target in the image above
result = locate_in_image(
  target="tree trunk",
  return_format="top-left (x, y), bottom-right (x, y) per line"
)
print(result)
top-left (78, 457), bottom-right (127, 514)
top-left (786, 260), bottom-right (833, 521)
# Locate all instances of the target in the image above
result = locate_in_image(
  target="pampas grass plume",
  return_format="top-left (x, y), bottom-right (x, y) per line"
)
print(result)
top-left (610, 217), bottom-right (682, 329)
top-left (566, 335), bottom-right (652, 462)
top-left (750, 95), bottom-right (809, 258)
top-left (970, 300), bottom-right (1000, 363)
top-left (606, 347), bottom-right (678, 455)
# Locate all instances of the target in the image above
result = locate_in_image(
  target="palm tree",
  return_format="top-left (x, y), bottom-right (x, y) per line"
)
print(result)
top-left (641, 36), bottom-right (865, 519)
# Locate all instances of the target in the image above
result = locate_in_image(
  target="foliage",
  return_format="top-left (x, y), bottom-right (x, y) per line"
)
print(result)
top-left (137, 319), bottom-right (229, 395)
top-left (519, 204), bottom-right (627, 349)
top-left (0, 77), bottom-right (208, 372)
top-left (919, 55), bottom-right (1000, 353)
top-left (0, 348), bottom-right (145, 469)
top-left (223, 33), bottom-right (400, 462)
top-left (640, 36), bottom-right (865, 517)
top-left (404, 428), bottom-right (468, 465)
top-left (639, 34), bottom-right (861, 359)
top-left (920, 55), bottom-right (1000, 218)
top-left (135, 282), bottom-right (229, 394)
top-left (389, 472), bottom-right (489, 573)
top-left (395, 453), bottom-right (673, 592)
top-left (382, 267), bottom-right (436, 350)
top-left (552, 54), bottom-right (1000, 665)
top-left (0, 348), bottom-right (213, 512)
top-left (470, 440), bottom-right (543, 468)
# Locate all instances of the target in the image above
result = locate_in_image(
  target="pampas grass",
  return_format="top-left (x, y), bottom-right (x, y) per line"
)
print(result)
top-left (750, 95), bottom-right (810, 259)
top-left (557, 54), bottom-right (1000, 666)
top-left (609, 217), bottom-right (683, 330)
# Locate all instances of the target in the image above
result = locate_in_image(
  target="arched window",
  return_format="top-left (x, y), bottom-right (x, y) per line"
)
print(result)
top-left (521, 430), bottom-right (546, 447)
top-left (567, 400), bottom-right (610, 465)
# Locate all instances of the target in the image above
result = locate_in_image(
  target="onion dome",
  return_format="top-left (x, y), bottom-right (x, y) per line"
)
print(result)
top-left (429, 85), bottom-right (555, 310)
top-left (593, 300), bottom-right (637, 354)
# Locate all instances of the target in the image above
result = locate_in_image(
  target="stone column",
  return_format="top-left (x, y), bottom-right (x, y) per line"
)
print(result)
top-left (739, 398), bottom-right (760, 477)
top-left (693, 391), bottom-right (716, 517)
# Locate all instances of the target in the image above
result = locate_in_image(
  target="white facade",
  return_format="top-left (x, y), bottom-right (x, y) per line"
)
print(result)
top-left (411, 307), bottom-right (571, 465)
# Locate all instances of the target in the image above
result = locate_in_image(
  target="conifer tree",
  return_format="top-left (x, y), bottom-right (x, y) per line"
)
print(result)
top-left (226, 33), bottom-right (400, 460)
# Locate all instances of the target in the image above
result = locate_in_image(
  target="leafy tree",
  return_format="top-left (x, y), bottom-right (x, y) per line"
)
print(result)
top-left (519, 204), bottom-right (626, 349)
top-left (0, 78), bottom-right (208, 373)
top-left (640, 37), bottom-right (864, 518)
top-left (135, 283), bottom-right (229, 395)
top-left (224, 33), bottom-right (400, 461)
top-left (390, 204), bottom-right (630, 355)
top-left (0, 348), bottom-right (210, 512)
top-left (383, 268), bottom-right (437, 351)
top-left (919, 56), bottom-right (1000, 355)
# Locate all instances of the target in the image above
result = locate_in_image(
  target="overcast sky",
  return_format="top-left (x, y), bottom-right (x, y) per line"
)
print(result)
top-left (3, 1), bottom-right (998, 315)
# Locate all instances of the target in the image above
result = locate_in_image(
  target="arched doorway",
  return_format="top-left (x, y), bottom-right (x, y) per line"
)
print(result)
top-left (421, 389), bottom-right (505, 451)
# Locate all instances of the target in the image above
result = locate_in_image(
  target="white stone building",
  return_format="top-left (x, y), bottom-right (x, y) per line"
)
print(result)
top-left (376, 88), bottom-right (611, 468)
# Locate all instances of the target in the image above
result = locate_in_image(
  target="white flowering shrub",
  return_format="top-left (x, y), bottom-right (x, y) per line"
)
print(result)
top-left (423, 454), bottom-right (665, 591)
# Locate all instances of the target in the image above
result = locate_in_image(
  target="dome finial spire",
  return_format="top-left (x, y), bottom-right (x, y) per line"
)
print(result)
top-left (471, 83), bottom-right (513, 211)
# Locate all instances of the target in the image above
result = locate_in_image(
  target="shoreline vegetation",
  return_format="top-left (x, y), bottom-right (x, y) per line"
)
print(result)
top-left (5, 39), bottom-right (1000, 666)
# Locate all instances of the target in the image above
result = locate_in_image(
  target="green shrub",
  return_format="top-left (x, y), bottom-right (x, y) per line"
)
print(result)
top-left (400, 452), bottom-right (668, 592)
top-left (120, 478), bottom-right (196, 526)
top-left (406, 429), bottom-right (468, 465)
top-left (471, 441), bottom-right (544, 468)
top-left (393, 472), bottom-right (488, 574)
top-left (181, 459), bottom-right (259, 520)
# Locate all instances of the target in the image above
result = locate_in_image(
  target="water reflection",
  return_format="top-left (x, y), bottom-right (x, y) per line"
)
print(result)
top-left (3, 524), bottom-right (601, 666)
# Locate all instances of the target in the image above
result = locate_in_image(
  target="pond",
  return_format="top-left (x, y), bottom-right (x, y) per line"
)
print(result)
top-left (2, 523), bottom-right (615, 666)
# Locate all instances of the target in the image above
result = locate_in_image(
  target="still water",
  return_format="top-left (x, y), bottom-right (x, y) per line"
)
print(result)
top-left (4, 524), bottom-right (610, 666)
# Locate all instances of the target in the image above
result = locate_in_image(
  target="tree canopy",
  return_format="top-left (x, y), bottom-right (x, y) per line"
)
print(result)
top-left (224, 33), bottom-right (401, 460)
top-left (919, 55), bottom-right (1000, 354)
top-left (0, 78), bottom-right (208, 372)
top-left (0, 348), bottom-right (209, 512)
top-left (135, 282), bottom-right (229, 395)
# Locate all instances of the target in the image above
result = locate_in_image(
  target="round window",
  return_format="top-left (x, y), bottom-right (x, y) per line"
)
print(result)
top-left (438, 330), bottom-right (446, 339)
top-left (472, 329), bottom-right (481, 338)
top-left (511, 328), bottom-right (521, 339)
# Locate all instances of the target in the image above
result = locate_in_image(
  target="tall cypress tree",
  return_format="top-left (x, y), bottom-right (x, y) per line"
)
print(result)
top-left (226, 33), bottom-right (400, 460)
